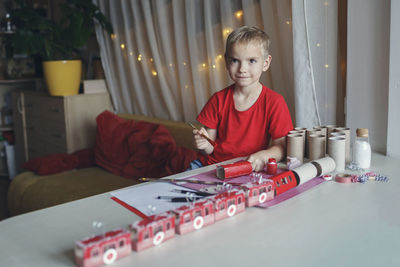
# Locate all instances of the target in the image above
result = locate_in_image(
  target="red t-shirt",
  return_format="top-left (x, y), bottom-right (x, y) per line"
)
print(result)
top-left (197, 84), bottom-right (293, 165)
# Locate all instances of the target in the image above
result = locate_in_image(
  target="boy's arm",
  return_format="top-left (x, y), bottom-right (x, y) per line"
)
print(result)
top-left (193, 127), bottom-right (217, 155)
top-left (247, 136), bottom-right (286, 171)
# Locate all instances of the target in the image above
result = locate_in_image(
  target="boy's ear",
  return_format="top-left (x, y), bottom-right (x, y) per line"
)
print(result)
top-left (263, 55), bottom-right (272, 71)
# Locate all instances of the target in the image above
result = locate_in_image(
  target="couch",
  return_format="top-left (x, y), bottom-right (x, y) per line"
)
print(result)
top-left (7, 113), bottom-right (198, 217)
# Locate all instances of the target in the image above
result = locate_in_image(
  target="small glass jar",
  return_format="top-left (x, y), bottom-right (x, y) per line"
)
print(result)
top-left (353, 128), bottom-right (371, 169)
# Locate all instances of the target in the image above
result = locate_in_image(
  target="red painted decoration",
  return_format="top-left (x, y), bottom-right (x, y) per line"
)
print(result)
top-left (266, 158), bottom-right (278, 175)
top-left (170, 200), bottom-right (215, 235)
top-left (216, 161), bottom-right (253, 179)
top-left (129, 213), bottom-right (176, 252)
top-left (75, 228), bottom-right (132, 267)
top-left (268, 170), bottom-right (298, 195)
top-left (241, 179), bottom-right (275, 207)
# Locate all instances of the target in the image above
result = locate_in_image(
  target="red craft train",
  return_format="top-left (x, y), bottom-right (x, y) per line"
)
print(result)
top-left (74, 170), bottom-right (299, 267)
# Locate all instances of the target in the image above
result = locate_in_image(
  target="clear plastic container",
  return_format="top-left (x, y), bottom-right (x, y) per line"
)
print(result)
top-left (353, 128), bottom-right (371, 169)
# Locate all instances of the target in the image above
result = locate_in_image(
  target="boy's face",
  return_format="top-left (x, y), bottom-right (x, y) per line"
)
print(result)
top-left (225, 41), bottom-right (271, 89)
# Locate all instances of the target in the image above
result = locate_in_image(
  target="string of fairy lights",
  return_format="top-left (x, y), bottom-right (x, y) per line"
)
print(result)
top-left (107, 6), bottom-right (329, 86)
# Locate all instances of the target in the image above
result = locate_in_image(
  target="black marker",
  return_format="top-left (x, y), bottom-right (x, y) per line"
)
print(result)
top-left (156, 196), bottom-right (205, 202)
top-left (171, 189), bottom-right (214, 197)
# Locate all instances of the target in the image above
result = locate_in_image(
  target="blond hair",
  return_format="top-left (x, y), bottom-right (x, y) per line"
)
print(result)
top-left (225, 26), bottom-right (271, 58)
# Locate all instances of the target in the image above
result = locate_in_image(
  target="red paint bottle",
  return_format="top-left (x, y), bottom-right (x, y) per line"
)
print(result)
top-left (266, 158), bottom-right (277, 175)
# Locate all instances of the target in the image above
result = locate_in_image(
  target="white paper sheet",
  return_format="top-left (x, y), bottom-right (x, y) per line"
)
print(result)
top-left (110, 182), bottom-right (199, 216)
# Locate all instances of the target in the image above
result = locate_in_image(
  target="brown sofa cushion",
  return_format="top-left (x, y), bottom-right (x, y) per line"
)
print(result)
top-left (7, 167), bottom-right (138, 216)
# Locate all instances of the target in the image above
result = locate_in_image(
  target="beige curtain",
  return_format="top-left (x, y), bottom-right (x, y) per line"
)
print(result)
top-left (93, 0), bottom-right (339, 127)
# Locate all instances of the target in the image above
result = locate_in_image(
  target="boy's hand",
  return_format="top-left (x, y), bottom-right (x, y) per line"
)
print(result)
top-left (247, 137), bottom-right (286, 172)
top-left (193, 127), bottom-right (214, 154)
top-left (247, 151), bottom-right (267, 172)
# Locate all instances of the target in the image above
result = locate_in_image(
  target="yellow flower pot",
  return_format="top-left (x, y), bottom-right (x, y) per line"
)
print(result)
top-left (42, 60), bottom-right (82, 96)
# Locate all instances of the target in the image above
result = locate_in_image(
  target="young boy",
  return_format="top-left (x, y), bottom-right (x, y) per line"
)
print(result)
top-left (192, 26), bottom-right (293, 171)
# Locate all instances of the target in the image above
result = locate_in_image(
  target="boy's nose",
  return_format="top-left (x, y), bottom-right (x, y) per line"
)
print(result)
top-left (239, 63), bottom-right (248, 72)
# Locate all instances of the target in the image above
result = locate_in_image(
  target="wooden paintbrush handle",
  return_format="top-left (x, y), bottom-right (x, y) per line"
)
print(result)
top-left (188, 122), bottom-right (216, 146)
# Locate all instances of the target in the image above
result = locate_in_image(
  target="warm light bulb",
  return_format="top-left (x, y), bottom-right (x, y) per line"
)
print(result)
top-left (110, 34), bottom-right (117, 40)
top-left (223, 28), bottom-right (233, 38)
top-left (120, 44), bottom-right (125, 49)
top-left (324, 64), bottom-right (329, 68)
top-left (129, 52), bottom-right (133, 56)
top-left (235, 10), bottom-right (243, 19)
top-left (137, 54), bottom-right (142, 61)
top-left (286, 20), bottom-right (291, 25)
top-left (169, 63), bottom-right (173, 67)
top-left (183, 62), bottom-right (187, 66)
top-left (152, 70), bottom-right (158, 76)
top-left (316, 43), bottom-right (321, 47)
top-left (150, 58), bottom-right (154, 62)
top-left (212, 64), bottom-right (216, 69)
top-left (202, 63), bottom-right (206, 68)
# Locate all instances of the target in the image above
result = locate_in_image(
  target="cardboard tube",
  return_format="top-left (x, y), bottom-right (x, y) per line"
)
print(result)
top-left (289, 130), bottom-right (303, 135)
top-left (294, 127), bottom-right (307, 135)
top-left (330, 132), bottom-right (346, 138)
top-left (328, 136), bottom-right (346, 171)
top-left (287, 134), bottom-right (304, 163)
top-left (294, 156), bottom-right (336, 185)
top-left (313, 126), bottom-right (327, 137)
top-left (326, 125), bottom-right (337, 139)
top-left (290, 129), bottom-right (305, 153)
top-left (333, 127), bottom-right (351, 163)
top-left (309, 134), bottom-right (326, 160)
top-left (306, 128), bottom-right (322, 159)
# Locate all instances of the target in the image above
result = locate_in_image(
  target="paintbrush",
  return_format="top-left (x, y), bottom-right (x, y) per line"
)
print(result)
top-left (187, 122), bottom-right (216, 146)
top-left (139, 177), bottom-right (243, 186)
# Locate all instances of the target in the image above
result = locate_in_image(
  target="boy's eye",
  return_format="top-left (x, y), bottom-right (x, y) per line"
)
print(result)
top-left (230, 58), bottom-right (238, 63)
top-left (250, 59), bottom-right (257, 63)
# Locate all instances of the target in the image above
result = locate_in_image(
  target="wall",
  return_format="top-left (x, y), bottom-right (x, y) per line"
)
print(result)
top-left (387, 0), bottom-right (400, 158)
top-left (346, 0), bottom-right (390, 155)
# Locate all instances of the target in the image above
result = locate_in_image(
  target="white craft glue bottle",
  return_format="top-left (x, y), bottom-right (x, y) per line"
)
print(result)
top-left (353, 128), bottom-right (371, 169)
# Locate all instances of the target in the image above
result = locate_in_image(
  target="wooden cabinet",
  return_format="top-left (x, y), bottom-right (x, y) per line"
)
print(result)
top-left (13, 91), bottom-right (113, 172)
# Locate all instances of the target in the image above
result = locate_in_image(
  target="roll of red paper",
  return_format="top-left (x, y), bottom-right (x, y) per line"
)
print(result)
top-left (266, 158), bottom-right (277, 175)
top-left (216, 161), bottom-right (253, 180)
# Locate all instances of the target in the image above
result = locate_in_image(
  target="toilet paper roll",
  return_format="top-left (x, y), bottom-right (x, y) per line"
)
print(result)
top-left (326, 125), bottom-right (337, 138)
top-left (287, 134), bottom-right (304, 163)
top-left (326, 125), bottom-right (337, 151)
top-left (330, 132), bottom-right (346, 138)
top-left (293, 156), bottom-right (336, 185)
top-left (291, 129), bottom-right (306, 153)
top-left (294, 127), bottom-right (307, 135)
top-left (289, 130), bottom-right (304, 135)
top-left (305, 128), bottom-right (322, 159)
top-left (313, 126), bottom-right (327, 137)
top-left (327, 136), bottom-right (346, 171)
top-left (333, 127), bottom-right (351, 163)
top-left (309, 134), bottom-right (326, 160)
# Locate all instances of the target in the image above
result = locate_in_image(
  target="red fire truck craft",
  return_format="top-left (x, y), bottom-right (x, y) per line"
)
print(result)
top-left (170, 199), bottom-right (215, 235)
top-left (129, 212), bottom-right (176, 252)
top-left (240, 179), bottom-right (275, 207)
top-left (75, 228), bottom-right (132, 267)
top-left (75, 170), bottom-right (302, 267)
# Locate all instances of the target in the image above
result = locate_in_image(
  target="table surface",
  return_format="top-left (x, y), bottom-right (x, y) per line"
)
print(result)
top-left (1, 153), bottom-right (399, 267)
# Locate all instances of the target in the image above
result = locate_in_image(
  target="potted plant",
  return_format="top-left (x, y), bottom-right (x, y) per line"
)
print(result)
top-left (5, 0), bottom-right (113, 96)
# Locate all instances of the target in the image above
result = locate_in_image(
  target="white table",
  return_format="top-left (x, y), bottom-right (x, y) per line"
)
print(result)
top-left (1, 153), bottom-right (399, 267)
